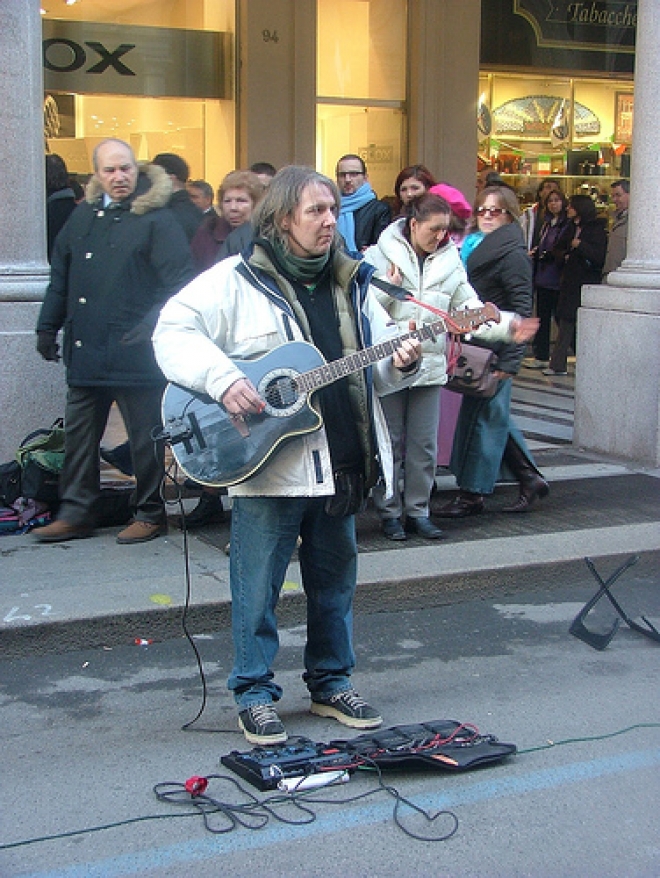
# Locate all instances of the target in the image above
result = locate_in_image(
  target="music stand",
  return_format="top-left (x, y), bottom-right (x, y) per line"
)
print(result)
top-left (570, 555), bottom-right (660, 650)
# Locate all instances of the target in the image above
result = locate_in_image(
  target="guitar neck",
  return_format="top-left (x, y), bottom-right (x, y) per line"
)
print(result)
top-left (297, 318), bottom-right (447, 393)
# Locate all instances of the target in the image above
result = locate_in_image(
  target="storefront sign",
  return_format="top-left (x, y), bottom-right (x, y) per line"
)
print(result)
top-left (358, 144), bottom-right (394, 165)
top-left (515, 0), bottom-right (637, 52)
top-left (43, 20), bottom-right (232, 99)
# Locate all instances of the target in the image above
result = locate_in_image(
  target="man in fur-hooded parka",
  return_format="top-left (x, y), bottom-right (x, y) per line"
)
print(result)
top-left (35, 138), bottom-right (194, 542)
top-left (38, 141), bottom-right (194, 385)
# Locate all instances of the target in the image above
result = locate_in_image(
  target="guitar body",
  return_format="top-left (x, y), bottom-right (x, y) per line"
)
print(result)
top-left (162, 342), bottom-right (325, 487)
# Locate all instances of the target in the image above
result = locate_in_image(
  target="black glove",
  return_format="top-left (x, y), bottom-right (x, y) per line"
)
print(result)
top-left (120, 322), bottom-right (153, 346)
top-left (36, 331), bottom-right (60, 362)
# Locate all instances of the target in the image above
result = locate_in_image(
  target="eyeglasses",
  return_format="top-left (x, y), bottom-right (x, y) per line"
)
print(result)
top-left (337, 170), bottom-right (364, 179)
top-left (476, 206), bottom-right (508, 217)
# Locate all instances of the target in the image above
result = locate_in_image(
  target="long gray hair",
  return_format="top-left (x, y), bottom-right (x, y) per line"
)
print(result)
top-left (252, 165), bottom-right (342, 251)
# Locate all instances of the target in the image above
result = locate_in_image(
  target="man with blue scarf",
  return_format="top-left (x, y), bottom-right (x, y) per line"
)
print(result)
top-left (336, 154), bottom-right (392, 252)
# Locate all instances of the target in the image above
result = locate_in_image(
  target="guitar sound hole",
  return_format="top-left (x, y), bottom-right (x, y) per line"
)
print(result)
top-left (259, 368), bottom-right (306, 418)
top-left (266, 377), bottom-right (298, 409)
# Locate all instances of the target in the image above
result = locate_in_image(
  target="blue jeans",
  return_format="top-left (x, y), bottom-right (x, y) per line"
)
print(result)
top-left (450, 379), bottom-right (537, 495)
top-left (227, 495), bottom-right (358, 708)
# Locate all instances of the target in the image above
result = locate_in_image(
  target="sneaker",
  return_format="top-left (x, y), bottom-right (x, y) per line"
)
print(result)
top-left (522, 358), bottom-right (549, 370)
top-left (310, 689), bottom-right (382, 729)
top-left (542, 368), bottom-right (568, 376)
top-left (238, 703), bottom-right (287, 745)
top-left (116, 520), bottom-right (166, 544)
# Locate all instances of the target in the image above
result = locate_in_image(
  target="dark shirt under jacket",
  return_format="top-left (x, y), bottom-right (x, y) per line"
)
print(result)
top-left (168, 189), bottom-right (204, 242)
top-left (353, 199), bottom-right (393, 250)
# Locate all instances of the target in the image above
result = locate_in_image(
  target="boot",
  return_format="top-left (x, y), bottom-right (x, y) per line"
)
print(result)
top-left (182, 491), bottom-right (225, 528)
top-left (100, 441), bottom-right (134, 477)
top-left (501, 437), bottom-right (549, 513)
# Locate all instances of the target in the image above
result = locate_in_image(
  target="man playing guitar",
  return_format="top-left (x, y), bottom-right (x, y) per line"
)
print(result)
top-left (153, 166), bottom-right (422, 746)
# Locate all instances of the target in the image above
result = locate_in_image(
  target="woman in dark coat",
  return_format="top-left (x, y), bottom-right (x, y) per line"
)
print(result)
top-left (46, 154), bottom-right (77, 262)
top-left (191, 170), bottom-right (264, 272)
top-left (545, 194), bottom-right (607, 376)
top-left (437, 185), bottom-right (547, 516)
top-left (525, 188), bottom-right (570, 367)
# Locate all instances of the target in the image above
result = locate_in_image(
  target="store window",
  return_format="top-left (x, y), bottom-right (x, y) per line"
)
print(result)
top-left (316, 0), bottom-right (407, 199)
top-left (478, 1), bottom-right (634, 207)
top-left (41, 0), bottom-right (235, 192)
top-left (479, 71), bottom-right (633, 205)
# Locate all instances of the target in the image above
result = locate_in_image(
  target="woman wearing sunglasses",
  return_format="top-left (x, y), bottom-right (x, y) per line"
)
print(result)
top-left (437, 185), bottom-right (548, 517)
top-left (363, 192), bottom-right (537, 540)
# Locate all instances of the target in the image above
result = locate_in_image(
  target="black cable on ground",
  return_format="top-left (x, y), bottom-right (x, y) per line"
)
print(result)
top-left (160, 460), bottom-right (213, 732)
top-left (3, 723), bottom-right (658, 852)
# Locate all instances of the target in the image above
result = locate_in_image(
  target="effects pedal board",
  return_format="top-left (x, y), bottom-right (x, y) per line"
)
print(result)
top-left (221, 737), bottom-right (354, 791)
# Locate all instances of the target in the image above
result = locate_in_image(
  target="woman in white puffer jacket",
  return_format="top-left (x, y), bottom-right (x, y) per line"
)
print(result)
top-left (362, 193), bottom-right (516, 541)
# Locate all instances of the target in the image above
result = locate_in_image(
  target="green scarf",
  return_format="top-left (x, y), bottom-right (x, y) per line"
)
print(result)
top-left (271, 238), bottom-right (331, 286)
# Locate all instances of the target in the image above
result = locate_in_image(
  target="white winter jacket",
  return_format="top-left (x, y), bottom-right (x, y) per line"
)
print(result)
top-left (362, 219), bottom-right (515, 386)
top-left (153, 246), bottom-right (417, 499)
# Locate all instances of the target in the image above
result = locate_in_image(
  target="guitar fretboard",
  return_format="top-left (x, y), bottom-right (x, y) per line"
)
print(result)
top-left (297, 316), bottom-right (454, 392)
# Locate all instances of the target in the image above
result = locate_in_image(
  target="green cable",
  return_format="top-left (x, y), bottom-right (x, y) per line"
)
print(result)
top-left (516, 722), bottom-right (660, 755)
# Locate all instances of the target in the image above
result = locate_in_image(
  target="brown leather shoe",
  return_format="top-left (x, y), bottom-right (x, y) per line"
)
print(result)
top-left (116, 520), bottom-right (166, 544)
top-left (502, 475), bottom-right (549, 513)
top-left (435, 494), bottom-right (485, 518)
top-left (35, 519), bottom-right (93, 543)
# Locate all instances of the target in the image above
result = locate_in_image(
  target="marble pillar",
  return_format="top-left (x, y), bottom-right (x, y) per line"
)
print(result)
top-left (0, 0), bottom-right (66, 461)
top-left (574, 0), bottom-right (660, 466)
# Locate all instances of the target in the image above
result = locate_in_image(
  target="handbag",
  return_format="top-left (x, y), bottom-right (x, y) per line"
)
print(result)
top-left (445, 339), bottom-right (499, 398)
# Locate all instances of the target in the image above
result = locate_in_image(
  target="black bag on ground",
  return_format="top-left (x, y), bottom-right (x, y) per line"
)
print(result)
top-left (0, 460), bottom-right (22, 507)
top-left (16, 419), bottom-right (66, 509)
top-left (331, 719), bottom-right (517, 772)
top-left (94, 482), bottom-right (134, 527)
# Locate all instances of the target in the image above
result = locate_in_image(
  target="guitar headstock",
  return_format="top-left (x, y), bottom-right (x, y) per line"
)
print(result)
top-left (447, 303), bottom-right (501, 334)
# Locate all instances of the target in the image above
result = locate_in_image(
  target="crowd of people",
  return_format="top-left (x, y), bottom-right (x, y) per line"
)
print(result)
top-left (33, 142), bottom-right (626, 744)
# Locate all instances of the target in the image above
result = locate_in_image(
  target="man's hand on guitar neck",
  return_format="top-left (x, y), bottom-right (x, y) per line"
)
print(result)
top-left (222, 377), bottom-right (265, 420)
top-left (392, 320), bottom-right (422, 372)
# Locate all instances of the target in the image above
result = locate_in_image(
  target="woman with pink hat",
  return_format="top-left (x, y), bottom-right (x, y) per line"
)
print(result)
top-left (429, 183), bottom-right (473, 249)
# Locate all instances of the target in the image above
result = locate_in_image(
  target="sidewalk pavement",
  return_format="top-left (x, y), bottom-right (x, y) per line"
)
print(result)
top-left (2, 444), bottom-right (659, 658)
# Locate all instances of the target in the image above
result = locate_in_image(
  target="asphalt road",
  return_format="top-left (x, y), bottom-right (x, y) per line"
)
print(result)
top-left (1, 557), bottom-right (659, 878)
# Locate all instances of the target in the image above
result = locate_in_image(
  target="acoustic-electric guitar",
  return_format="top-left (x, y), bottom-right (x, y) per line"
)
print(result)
top-left (161, 303), bottom-right (500, 488)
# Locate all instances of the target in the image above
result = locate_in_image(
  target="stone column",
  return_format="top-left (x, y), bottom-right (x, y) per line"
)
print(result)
top-left (0, 0), bottom-right (66, 461)
top-left (236, 0), bottom-right (316, 170)
top-left (574, 0), bottom-right (660, 466)
top-left (407, 0), bottom-right (481, 202)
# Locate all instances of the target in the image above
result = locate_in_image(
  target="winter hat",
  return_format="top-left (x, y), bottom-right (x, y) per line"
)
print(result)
top-left (429, 183), bottom-right (472, 219)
